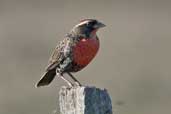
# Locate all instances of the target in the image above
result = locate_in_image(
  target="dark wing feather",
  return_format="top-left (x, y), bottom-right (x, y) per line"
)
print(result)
top-left (45, 37), bottom-right (72, 71)
top-left (36, 37), bottom-right (74, 87)
top-left (36, 69), bottom-right (56, 87)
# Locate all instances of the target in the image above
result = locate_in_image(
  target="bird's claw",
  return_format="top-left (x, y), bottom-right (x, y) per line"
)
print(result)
top-left (75, 82), bottom-right (82, 87)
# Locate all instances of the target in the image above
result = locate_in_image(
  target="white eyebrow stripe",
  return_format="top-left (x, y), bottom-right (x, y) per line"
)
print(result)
top-left (75, 20), bottom-right (89, 27)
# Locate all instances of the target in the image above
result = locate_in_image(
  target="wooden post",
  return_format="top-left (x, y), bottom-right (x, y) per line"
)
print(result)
top-left (59, 86), bottom-right (113, 114)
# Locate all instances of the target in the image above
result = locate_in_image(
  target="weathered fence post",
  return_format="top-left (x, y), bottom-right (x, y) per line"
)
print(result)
top-left (59, 86), bottom-right (113, 114)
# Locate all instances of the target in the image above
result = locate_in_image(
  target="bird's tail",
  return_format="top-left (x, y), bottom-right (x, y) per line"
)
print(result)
top-left (36, 69), bottom-right (56, 87)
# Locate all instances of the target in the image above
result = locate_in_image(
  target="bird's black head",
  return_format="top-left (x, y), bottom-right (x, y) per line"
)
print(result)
top-left (71, 19), bottom-right (105, 38)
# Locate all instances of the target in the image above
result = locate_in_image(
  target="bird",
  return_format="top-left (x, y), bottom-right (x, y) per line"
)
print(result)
top-left (36, 19), bottom-right (105, 87)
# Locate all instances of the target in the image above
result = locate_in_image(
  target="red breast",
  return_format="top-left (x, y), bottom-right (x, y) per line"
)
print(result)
top-left (73, 37), bottom-right (99, 68)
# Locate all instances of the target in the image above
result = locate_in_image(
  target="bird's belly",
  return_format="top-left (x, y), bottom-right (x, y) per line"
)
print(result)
top-left (73, 38), bottom-right (99, 69)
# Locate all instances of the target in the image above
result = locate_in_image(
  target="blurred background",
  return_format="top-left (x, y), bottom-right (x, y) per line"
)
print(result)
top-left (0, 0), bottom-right (171, 114)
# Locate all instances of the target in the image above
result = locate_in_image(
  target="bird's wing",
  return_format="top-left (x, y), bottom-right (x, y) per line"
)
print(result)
top-left (45, 37), bottom-right (73, 71)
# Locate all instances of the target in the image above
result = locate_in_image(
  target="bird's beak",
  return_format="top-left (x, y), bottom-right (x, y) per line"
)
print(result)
top-left (94, 22), bottom-right (106, 28)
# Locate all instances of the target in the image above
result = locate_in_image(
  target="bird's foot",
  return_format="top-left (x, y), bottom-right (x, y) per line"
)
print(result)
top-left (67, 72), bottom-right (82, 87)
top-left (57, 71), bottom-right (74, 88)
top-left (74, 81), bottom-right (82, 87)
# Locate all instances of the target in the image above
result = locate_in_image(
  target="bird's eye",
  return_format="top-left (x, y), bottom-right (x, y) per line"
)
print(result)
top-left (87, 21), bottom-right (97, 27)
top-left (86, 22), bottom-right (91, 26)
